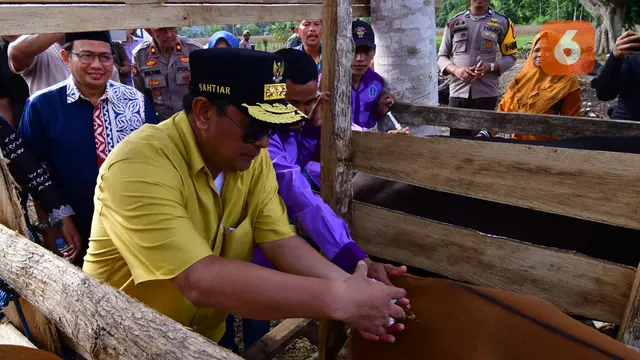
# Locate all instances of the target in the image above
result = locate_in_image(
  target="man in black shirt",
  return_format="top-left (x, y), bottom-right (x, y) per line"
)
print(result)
top-left (592, 31), bottom-right (640, 121)
top-left (0, 36), bottom-right (30, 127)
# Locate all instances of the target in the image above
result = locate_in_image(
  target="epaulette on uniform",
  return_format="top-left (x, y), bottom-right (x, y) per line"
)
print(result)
top-left (179, 36), bottom-right (203, 50)
top-left (132, 39), bottom-right (152, 57)
top-left (450, 9), bottom-right (468, 21)
top-left (491, 9), bottom-right (511, 21)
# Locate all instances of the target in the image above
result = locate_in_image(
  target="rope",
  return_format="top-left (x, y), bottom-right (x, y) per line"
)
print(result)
top-left (0, 278), bottom-right (34, 343)
top-left (0, 225), bottom-right (40, 345)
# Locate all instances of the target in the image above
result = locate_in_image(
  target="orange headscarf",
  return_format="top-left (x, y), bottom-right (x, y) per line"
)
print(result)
top-left (498, 31), bottom-right (580, 114)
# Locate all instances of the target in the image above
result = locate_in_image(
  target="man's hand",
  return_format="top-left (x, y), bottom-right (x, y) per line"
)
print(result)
top-left (452, 65), bottom-right (476, 83)
top-left (474, 56), bottom-right (491, 79)
top-left (374, 93), bottom-right (395, 118)
top-left (335, 261), bottom-right (406, 342)
top-left (362, 257), bottom-right (411, 343)
top-left (59, 217), bottom-right (82, 261)
top-left (41, 218), bottom-right (81, 261)
top-left (309, 91), bottom-right (330, 127)
top-left (387, 127), bottom-right (410, 135)
top-left (613, 31), bottom-right (640, 59)
top-left (363, 257), bottom-right (407, 285)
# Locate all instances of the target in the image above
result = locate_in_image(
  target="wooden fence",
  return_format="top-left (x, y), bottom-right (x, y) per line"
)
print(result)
top-left (319, 101), bottom-right (640, 353)
top-left (0, 0), bottom-right (636, 358)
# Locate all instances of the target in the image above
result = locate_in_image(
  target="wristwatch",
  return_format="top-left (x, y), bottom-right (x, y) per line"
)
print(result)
top-left (490, 63), bottom-right (495, 73)
top-left (34, 221), bottom-right (55, 232)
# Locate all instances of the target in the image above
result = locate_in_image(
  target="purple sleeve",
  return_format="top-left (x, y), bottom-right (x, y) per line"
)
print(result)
top-left (268, 137), bottom-right (366, 273)
top-left (305, 161), bottom-right (321, 189)
top-left (296, 123), bottom-right (321, 168)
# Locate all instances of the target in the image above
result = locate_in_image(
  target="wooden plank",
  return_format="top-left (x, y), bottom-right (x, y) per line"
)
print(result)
top-left (619, 264), bottom-right (640, 347)
top-left (0, 4), bottom-right (369, 35)
top-left (352, 131), bottom-right (640, 230)
top-left (241, 319), bottom-right (313, 360)
top-left (0, 226), bottom-right (241, 360)
top-left (352, 202), bottom-right (636, 323)
top-left (0, 320), bottom-right (36, 348)
top-left (393, 102), bottom-right (640, 138)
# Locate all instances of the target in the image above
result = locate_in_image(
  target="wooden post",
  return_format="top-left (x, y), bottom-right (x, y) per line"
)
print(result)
top-left (0, 226), bottom-right (242, 360)
top-left (318, 0), bottom-right (354, 357)
top-left (320, 0), bottom-right (354, 221)
top-left (618, 264), bottom-right (640, 349)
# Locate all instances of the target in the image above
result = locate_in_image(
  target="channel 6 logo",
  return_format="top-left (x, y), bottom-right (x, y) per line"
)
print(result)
top-left (540, 21), bottom-right (595, 76)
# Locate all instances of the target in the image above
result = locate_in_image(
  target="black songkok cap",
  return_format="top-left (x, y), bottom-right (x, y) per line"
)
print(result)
top-left (64, 31), bottom-right (112, 45)
top-left (189, 48), bottom-right (306, 125)
top-left (274, 48), bottom-right (319, 85)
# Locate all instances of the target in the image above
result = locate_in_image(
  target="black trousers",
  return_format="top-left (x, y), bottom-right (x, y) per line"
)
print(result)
top-left (448, 95), bottom-right (498, 137)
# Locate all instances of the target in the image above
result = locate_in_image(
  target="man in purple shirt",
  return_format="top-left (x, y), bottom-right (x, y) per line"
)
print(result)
top-left (267, 48), bottom-right (406, 278)
top-left (306, 20), bottom-right (409, 188)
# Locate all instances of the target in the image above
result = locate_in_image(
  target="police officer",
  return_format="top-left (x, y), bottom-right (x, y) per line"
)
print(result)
top-left (132, 27), bottom-right (202, 121)
top-left (438, 0), bottom-right (517, 136)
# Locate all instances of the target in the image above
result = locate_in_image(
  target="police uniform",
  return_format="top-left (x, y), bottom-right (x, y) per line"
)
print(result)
top-left (438, 8), bottom-right (517, 135)
top-left (132, 36), bottom-right (202, 121)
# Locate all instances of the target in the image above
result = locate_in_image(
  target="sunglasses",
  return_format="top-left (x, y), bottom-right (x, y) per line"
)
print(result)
top-left (221, 108), bottom-right (278, 144)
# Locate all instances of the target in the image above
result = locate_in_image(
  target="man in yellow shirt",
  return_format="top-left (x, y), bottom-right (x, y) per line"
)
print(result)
top-left (83, 48), bottom-right (407, 346)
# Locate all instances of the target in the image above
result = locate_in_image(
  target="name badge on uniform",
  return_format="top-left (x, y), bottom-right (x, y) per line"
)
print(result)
top-left (453, 20), bottom-right (466, 30)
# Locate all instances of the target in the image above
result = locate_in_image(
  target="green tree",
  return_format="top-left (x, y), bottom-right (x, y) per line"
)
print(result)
top-left (238, 23), bottom-right (261, 37)
top-left (579, 0), bottom-right (629, 53)
top-left (268, 21), bottom-right (298, 42)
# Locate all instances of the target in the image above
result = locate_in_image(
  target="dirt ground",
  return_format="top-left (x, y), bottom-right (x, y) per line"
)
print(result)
top-left (229, 317), bottom-right (318, 360)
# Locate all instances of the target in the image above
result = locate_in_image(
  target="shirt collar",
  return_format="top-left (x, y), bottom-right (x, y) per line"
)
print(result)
top-left (465, 8), bottom-right (492, 17)
top-left (150, 38), bottom-right (185, 57)
top-left (66, 76), bottom-right (113, 104)
top-left (174, 110), bottom-right (207, 176)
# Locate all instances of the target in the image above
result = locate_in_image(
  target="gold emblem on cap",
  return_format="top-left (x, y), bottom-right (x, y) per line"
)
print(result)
top-left (242, 102), bottom-right (306, 124)
top-left (264, 84), bottom-right (287, 100)
top-left (273, 61), bottom-right (284, 82)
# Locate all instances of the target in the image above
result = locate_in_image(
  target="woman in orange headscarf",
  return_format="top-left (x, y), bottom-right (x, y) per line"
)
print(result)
top-left (498, 31), bottom-right (581, 141)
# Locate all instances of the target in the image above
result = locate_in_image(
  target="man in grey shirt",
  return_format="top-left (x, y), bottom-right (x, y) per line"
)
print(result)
top-left (9, 33), bottom-right (120, 95)
top-left (438, 0), bottom-right (517, 136)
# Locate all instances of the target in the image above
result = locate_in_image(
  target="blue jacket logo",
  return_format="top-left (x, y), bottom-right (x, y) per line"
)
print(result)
top-left (369, 85), bottom-right (377, 98)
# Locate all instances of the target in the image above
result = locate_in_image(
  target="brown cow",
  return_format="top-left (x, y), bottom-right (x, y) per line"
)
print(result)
top-left (0, 345), bottom-right (61, 359)
top-left (350, 276), bottom-right (640, 360)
